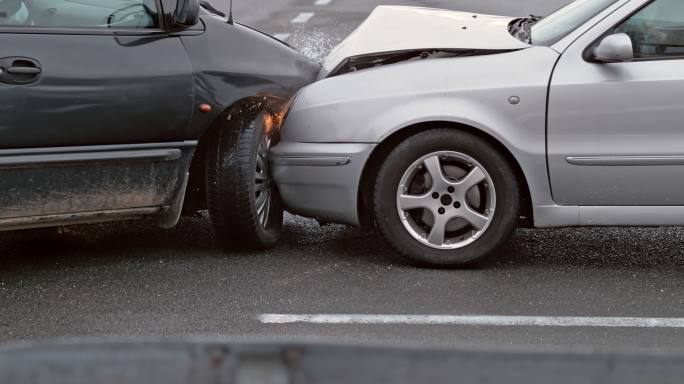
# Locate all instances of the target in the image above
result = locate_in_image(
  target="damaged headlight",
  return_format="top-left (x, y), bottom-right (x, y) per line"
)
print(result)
top-left (261, 93), bottom-right (299, 134)
top-left (263, 91), bottom-right (301, 135)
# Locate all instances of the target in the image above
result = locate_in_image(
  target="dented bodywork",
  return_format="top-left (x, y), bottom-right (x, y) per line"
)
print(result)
top-left (276, 0), bottom-right (664, 232)
top-left (273, 5), bottom-right (556, 227)
top-left (320, 6), bottom-right (531, 78)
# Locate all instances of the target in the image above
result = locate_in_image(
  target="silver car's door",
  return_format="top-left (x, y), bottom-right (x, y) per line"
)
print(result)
top-left (548, 0), bottom-right (684, 206)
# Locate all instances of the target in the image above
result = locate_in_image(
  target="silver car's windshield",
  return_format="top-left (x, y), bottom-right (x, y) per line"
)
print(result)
top-left (531, 0), bottom-right (622, 45)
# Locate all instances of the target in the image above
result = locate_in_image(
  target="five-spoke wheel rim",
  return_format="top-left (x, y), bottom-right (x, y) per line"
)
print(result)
top-left (396, 151), bottom-right (496, 250)
top-left (255, 134), bottom-right (273, 228)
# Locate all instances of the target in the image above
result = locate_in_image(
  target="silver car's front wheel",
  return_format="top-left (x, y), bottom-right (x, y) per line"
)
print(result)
top-left (397, 151), bottom-right (496, 250)
top-left (374, 128), bottom-right (520, 268)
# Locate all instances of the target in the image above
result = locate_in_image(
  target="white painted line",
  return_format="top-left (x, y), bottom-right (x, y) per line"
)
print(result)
top-left (259, 314), bottom-right (684, 328)
top-left (273, 33), bottom-right (291, 42)
top-left (291, 12), bottom-right (315, 24)
top-left (314, 0), bottom-right (333, 5)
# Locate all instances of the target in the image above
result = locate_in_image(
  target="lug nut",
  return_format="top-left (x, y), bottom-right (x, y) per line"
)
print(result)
top-left (432, 192), bottom-right (440, 199)
top-left (447, 186), bottom-right (455, 193)
top-left (453, 202), bottom-right (461, 209)
top-left (438, 208), bottom-right (446, 215)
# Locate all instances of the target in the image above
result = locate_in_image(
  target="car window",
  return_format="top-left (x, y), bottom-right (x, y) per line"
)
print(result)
top-left (0, 0), bottom-right (160, 29)
top-left (531, 0), bottom-right (621, 46)
top-left (614, 0), bottom-right (684, 58)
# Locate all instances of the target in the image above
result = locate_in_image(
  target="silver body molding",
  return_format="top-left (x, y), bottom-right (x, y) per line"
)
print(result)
top-left (274, 0), bottom-right (684, 229)
top-left (535, 206), bottom-right (684, 228)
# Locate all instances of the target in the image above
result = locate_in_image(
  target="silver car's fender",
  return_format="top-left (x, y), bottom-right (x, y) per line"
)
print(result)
top-left (280, 46), bottom-right (561, 224)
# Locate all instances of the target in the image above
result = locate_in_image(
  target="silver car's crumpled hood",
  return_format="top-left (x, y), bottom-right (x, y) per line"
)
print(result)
top-left (321, 6), bottom-right (531, 78)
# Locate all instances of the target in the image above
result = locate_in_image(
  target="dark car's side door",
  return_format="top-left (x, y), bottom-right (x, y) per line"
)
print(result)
top-left (0, 0), bottom-right (197, 228)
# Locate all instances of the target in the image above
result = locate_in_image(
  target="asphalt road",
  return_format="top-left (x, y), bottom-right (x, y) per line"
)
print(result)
top-left (3, 0), bottom-right (684, 354)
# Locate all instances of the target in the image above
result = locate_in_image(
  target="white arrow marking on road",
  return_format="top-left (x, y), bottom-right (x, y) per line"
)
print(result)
top-left (259, 314), bottom-right (684, 328)
top-left (291, 12), bottom-right (315, 24)
top-left (314, 0), bottom-right (333, 5)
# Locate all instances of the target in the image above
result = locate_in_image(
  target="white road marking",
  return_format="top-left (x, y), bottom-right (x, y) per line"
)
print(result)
top-left (258, 314), bottom-right (684, 328)
top-left (291, 12), bottom-right (315, 24)
top-left (314, 0), bottom-right (333, 5)
top-left (273, 33), bottom-right (291, 42)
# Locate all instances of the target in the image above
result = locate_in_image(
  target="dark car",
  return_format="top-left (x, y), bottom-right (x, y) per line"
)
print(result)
top-left (0, 0), bottom-right (319, 248)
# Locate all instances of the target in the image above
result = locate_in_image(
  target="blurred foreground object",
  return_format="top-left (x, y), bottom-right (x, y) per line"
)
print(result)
top-left (1, 340), bottom-right (683, 384)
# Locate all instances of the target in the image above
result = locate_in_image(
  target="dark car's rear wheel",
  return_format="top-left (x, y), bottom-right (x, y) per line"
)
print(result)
top-left (206, 105), bottom-right (283, 249)
top-left (374, 129), bottom-right (520, 268)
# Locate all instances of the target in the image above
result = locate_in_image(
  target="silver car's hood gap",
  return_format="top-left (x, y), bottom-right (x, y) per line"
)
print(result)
top-left (326, 48), bottom-right (521, 78)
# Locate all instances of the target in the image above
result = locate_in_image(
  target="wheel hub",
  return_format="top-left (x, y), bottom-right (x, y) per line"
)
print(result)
top-left (440, 194), bottom-right (453, 207)
top-left (396, 151), bottom-right (496, 250)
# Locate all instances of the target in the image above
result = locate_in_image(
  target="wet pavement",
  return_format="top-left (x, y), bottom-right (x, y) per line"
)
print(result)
top-left (1, 212), bottom-right (684, 352)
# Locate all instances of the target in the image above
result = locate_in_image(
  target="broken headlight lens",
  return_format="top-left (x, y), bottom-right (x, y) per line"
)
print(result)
top-left (272, 91), bottom-right (301, 134)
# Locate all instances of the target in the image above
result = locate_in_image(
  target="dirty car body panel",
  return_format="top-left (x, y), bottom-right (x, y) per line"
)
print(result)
top-left (273, 0), bottom-right (684, 230)
top-left (0, 1), bottom-right (318, 230)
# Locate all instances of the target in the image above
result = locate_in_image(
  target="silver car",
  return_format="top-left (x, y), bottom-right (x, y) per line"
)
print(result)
top-left (271, 0), bottom-right (684, 267)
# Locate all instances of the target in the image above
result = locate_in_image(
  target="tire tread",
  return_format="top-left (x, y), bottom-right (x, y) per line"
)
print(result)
top-left (205, 106), bottom-right (282, 249)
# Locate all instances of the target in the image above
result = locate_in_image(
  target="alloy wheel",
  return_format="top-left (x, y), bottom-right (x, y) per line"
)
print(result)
top-left (396, 151), bottom-right (496, 249)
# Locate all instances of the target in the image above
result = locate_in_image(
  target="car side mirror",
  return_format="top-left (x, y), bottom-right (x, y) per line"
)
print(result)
top-left (593, 33), bottom-right (634, 63)
top-left (174, 0), bottom-right (200, 26)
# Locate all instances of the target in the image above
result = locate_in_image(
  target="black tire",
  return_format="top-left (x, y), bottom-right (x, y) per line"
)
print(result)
top-left (374, 128), bottom-right (520, 268)
top-left (206, 105), bottom-right (283, 250)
